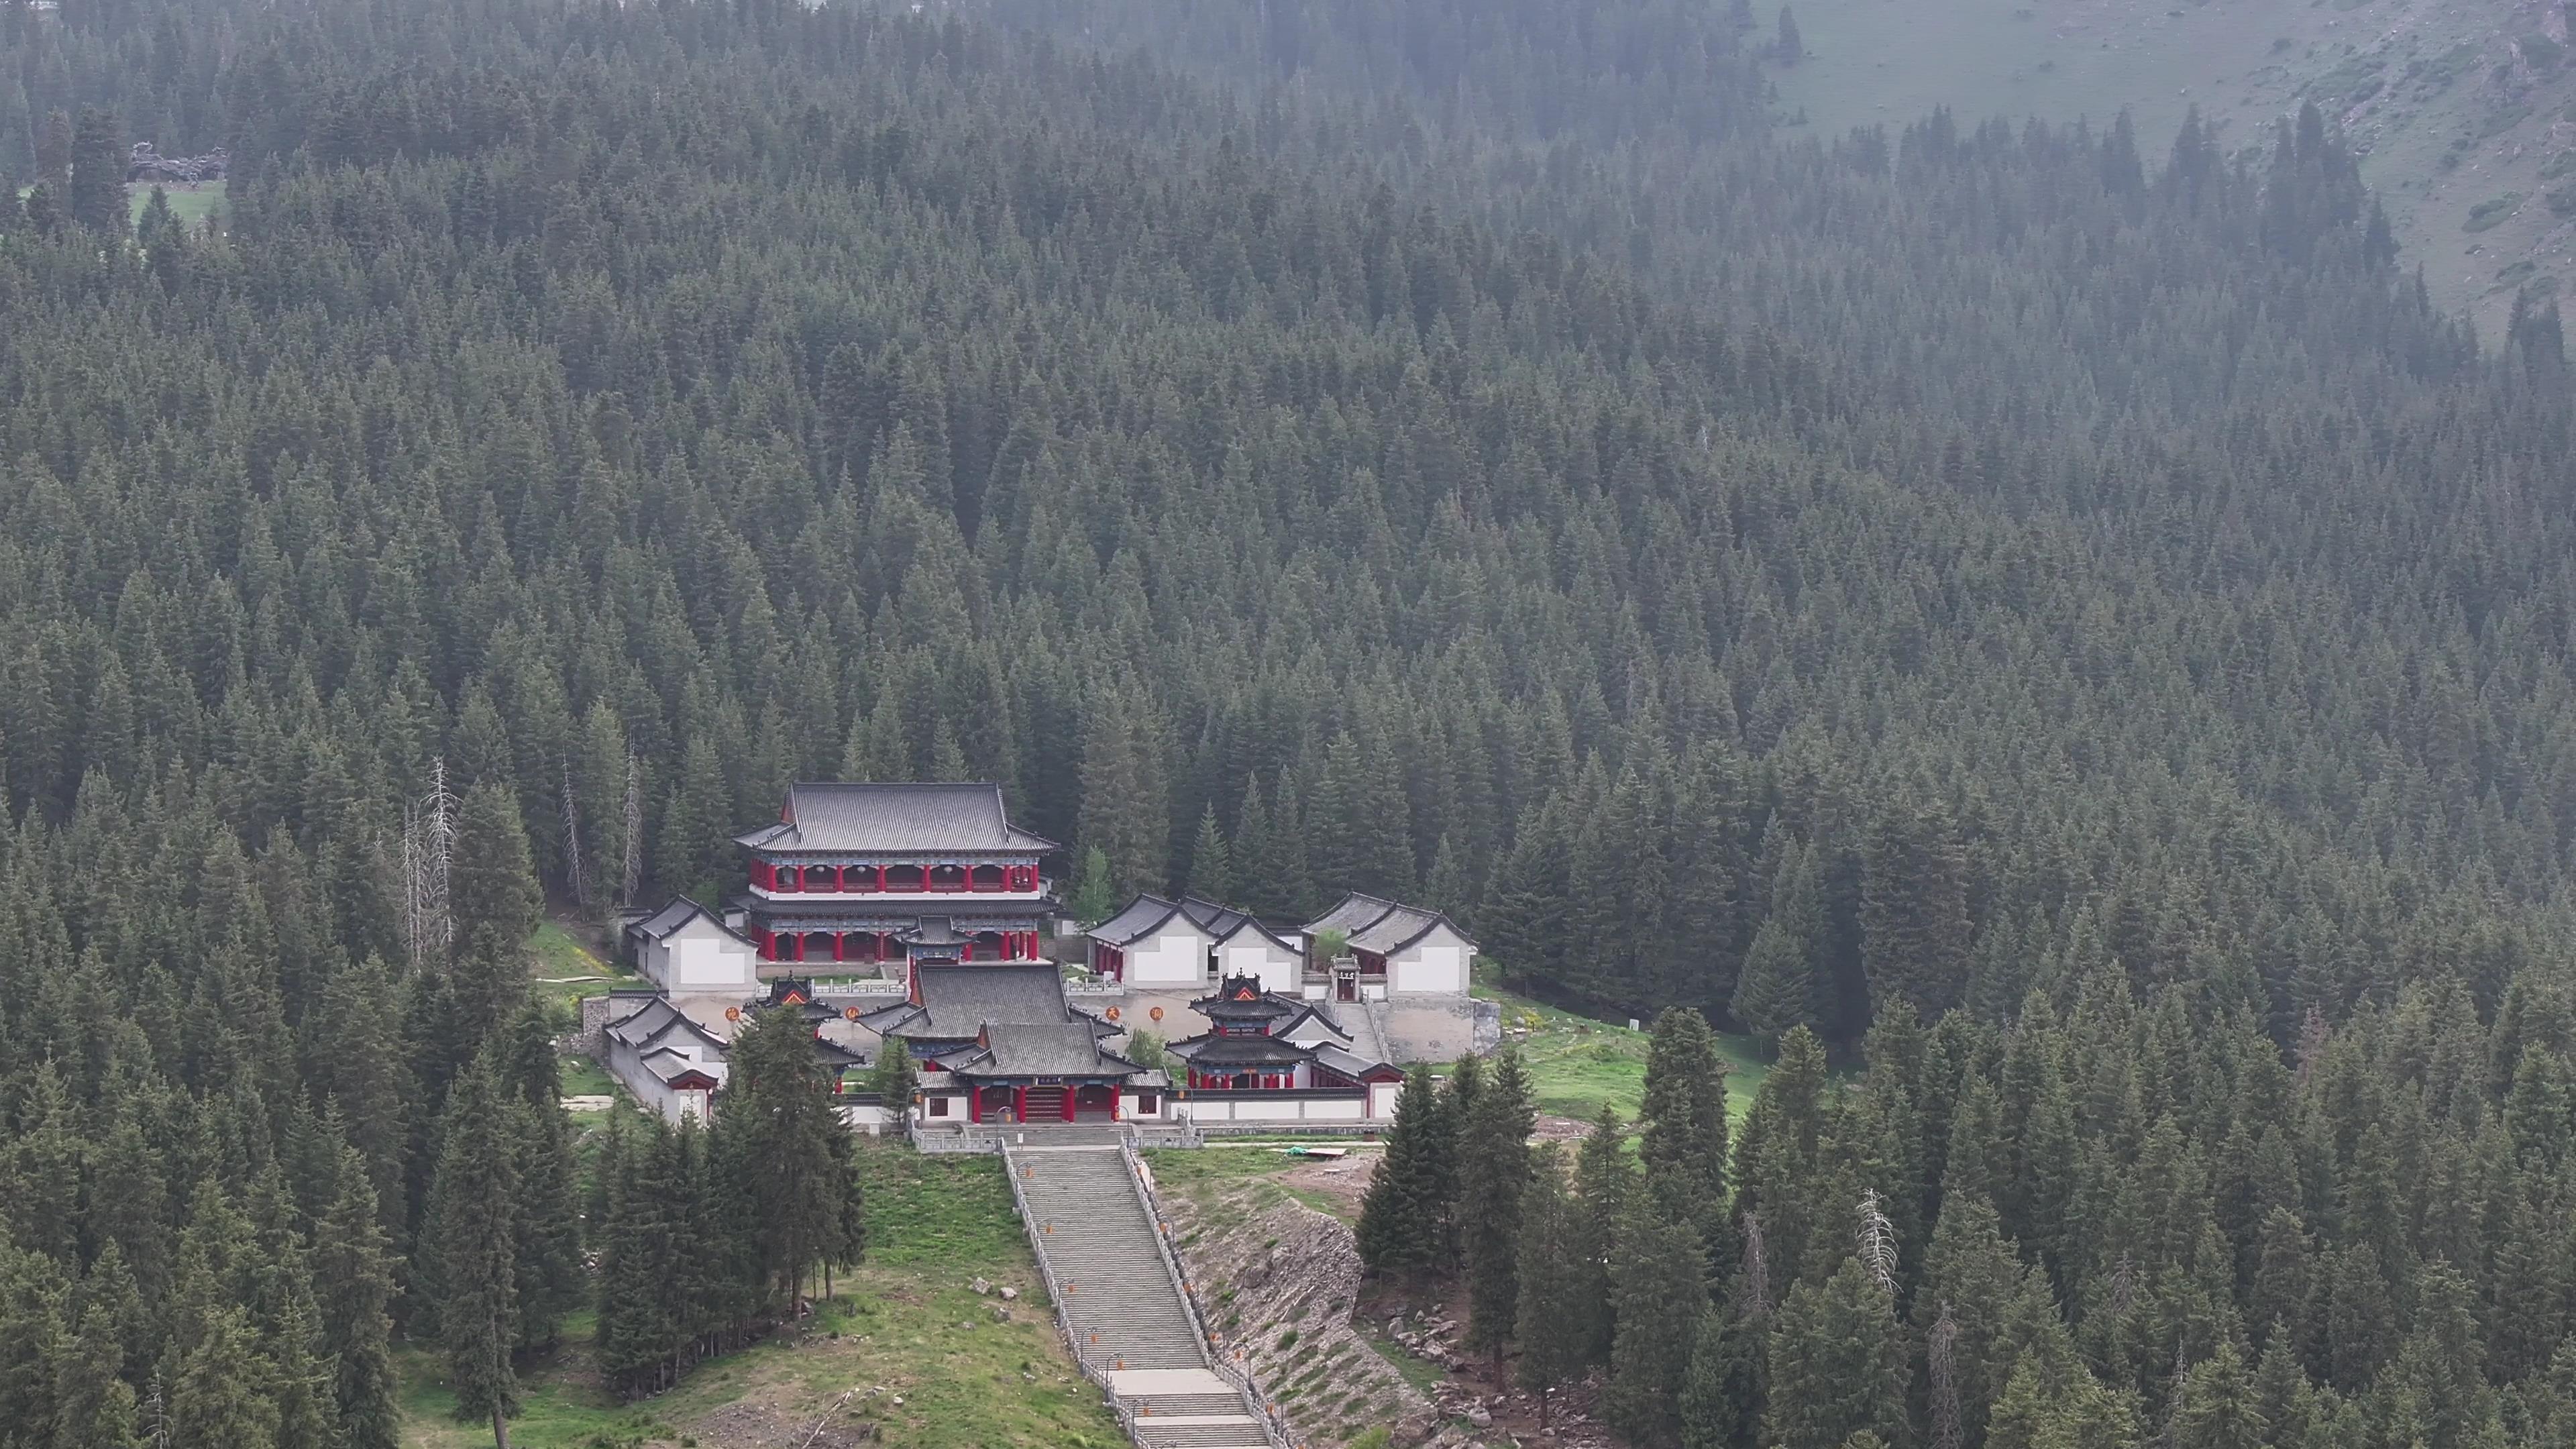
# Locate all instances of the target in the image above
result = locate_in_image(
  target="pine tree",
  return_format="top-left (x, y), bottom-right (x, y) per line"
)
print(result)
top-left (2170, 1341), bottom-right (2265, 1449)
top-left (1763, 1256), bottom-right (1908, 1449)
top-left (1606, 1199), bottom-right (1709, 1445)
top-left (1185, 802), bottom-right (1235, 902)
top-left (1460, 1048), bottom-right (1536, 1365)
top-left (1680, 1305), bottom-right (1764, 1449)
top-left (1357, 1067), bottom-right (1451, 1277)
top-left (1732, 837), bottom-right (1825, 1038)
top-left (723, 1005), bottom-right (847, 1307)
top-left (425, 1063), bottom-right (521, 1446)
top-left (870, 1036), bottom-right (917, 1106)
top-left (1640, 1007), bottom-right (1733, 1279)
top-left (66, 105), bottom-right (125, 236)
top-left (1513, 1148), bottom-right (1584, 1427)
top-left (1573, 1106), bottom-right (1635, 1366)
top-left (311, 1145), bottom-right (400, 1449)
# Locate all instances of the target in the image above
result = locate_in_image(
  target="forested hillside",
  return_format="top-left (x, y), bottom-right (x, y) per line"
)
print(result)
top-left (3, 0), bottom-right (2576, 1445)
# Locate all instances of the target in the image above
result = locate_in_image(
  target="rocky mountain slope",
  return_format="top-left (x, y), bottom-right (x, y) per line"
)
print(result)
top-left (1776, 0), bottom-right (2576, 335)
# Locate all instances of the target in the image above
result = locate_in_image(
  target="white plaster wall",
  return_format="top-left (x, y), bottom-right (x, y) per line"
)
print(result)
top-left (1219, 939), bottom-right (1299, 994)
top-left (669, 919), bottom-right (758, 991)
top-left (1307, 1097), bottom-right (1364, 1120)
top-left (1366, 1081), bottom-right (1401, 1118)
top-left (1391, 936), bottom-right (1466, 994)
top-left (1125, 925), bottom-right (1213, 987)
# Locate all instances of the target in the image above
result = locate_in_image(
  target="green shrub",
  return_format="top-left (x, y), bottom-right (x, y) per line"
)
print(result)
top-left (2466, 194), bottom-right (2523, 231)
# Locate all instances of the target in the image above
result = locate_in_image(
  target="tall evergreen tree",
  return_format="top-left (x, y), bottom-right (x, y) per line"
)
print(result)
top-left (1357, 1067), bottom-right (1452, 1278)
top-left (424, 1063), bottom-right (521, 1446)
top-left (1459, 1048), bottom-right (1536, 1364)
top-left (1513, 1148), bottom-right (1585, 1427)
top-left (1607, 1199), bottom-right (1711, 1446)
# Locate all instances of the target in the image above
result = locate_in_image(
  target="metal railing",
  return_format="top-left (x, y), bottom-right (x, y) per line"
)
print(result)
top-left (1119, 1143), bottom-right (1296, 1449)
top-left (998, 1144), bottom-right (1143, 1444)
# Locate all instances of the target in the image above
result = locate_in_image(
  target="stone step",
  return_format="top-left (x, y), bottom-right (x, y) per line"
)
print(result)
top-left (1008, 1146), bottom-right (1277, 1446)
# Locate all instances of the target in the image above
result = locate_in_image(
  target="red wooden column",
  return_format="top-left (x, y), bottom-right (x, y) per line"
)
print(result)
top-left (833, 933), bottom-right (847, 963)
top-left (833, 865), bottom-right (849, 891)
top-left (1013, 1085), bottom-right (1028, 1123)
top-left (877, 865), bottom-right (889, 892)
top-left (1062, 1087), bottom-right (1075, 1123)
top-left (969, 1088), bottom-right (983, 1124)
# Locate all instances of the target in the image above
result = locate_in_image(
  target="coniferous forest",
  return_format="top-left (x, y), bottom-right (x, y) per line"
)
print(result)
top-left (6, 0), bottom-right (2576, 1445)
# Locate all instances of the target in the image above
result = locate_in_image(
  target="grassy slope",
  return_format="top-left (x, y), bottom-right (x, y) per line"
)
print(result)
top-left (132, 178), bottom-right (223, 231)
top-left (396, 1146), bottom-right (1124, 1449)
top-left (1770, 0), bottom-right (2574, 336)
top-left (1474, 978), bottom-right (1772, 1126)
top-left (531, 921), bottom-right (647, 1010)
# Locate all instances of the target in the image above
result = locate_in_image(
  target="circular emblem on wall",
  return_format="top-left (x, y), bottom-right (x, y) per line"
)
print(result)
top-left (1105, 1006), bottom-right (1122, 1022)
top-left (724, 1006), bottom-right (742, 1022)
top-left (1150, 1006), bottom-right (1165, 1022)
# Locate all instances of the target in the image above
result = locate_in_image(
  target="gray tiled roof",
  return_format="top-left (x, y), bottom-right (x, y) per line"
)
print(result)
top-left (1303, 892), bottom-right (1477, 954)
top-left (735, 782), bottom-right (1056, 853)
top-left (1175, 1035), bottom-right (1312, 1068)
top-left (1311, 1042), bottom-right (1400, 1081)
top-left (1091, 892), bottom-right (1279, 947)
top-left (931, 1024), bottom-right (1138, 1079)
top-left (1087, 894), bottom-right (1188, 946)
top-left (855, 963), bottom-right (1094, 1041)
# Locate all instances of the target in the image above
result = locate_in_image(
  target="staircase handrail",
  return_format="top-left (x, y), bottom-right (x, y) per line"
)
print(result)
top-left (999, 1145), bottom-right (1140, 1443)
top-left (1119, 1142), bottom-right (1295, 1449)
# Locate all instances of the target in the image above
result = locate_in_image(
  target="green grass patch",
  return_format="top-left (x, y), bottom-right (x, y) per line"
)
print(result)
top-left (399, 1142), bottom-right (1115, 1448)
top-left (529, 922), bottom-right (645, 1011)
top-left (130, 180), bottom-right (224, 231)
top-left (1144, 1146), bottom-right (1311, 1189)
top-left (1356, 1325), bottom-right (1447, 1395)
top-left (557, 1055), bottom-right (616, 1098)
top-left (1474, 978), bottom-right (1771, 1125)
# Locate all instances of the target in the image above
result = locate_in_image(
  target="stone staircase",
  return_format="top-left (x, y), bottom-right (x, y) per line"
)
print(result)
top-left (1004, 1144), bottom-right (1281, 1449)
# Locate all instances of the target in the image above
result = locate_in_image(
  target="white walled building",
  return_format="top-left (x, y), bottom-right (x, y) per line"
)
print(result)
top-left (1303, 892), bottom-right (1477, 1000)
top-left (1086, 894), bottom-right (1301, 992)
top-left (623, 896), bottom-right (761, 996)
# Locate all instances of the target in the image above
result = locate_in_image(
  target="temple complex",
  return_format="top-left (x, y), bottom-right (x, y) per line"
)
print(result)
top-left (1168, 975), bottom-right (1404, 1098)
top-left (732, 782), bottom-right (1057, 973)
top-left (857, 961), bottom-right (1167, 1124)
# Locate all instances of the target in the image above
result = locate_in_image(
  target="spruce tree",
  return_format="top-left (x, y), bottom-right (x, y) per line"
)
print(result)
top-left (425, 1063), bottom-right (521, 1446)
top-left (1640, 1006), bottom-right (1733, 1279)
top-left (1762, 1256), bottom-right (1909, 1449)
top-left (1606, 1199), bottom-right (1709, 1446)
top-left (2170, 1341), bottom-right (2266, 1449)
top-left (723, 1005), bottom-right (849, 1307)
top-left (1732, 837), bottom-right (1825, 1039)
top-left (1679, 1304), bottom-right (1764, 1449)
top-left (1357, 1067), bottom-right (1450, 1277)
top-left (311, 1145), bottom-right (400, 1449)
top-left (1572, 1106), bottom-right (1635, 1366)
top-left (1513, 1148), bottom-right (1584, 1427)
top-left (66, 105), bottom-right (125, 237)
top-left (1185, 802), bottom-right (1234, 902)
top-left (1460, 1047), bottom-right (1536, 1366)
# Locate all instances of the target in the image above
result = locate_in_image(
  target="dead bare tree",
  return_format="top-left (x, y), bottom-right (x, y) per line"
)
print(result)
top-left (1928, 1301), bottom-right (1964, 1449)
top-left (1857, 1189), bottom-right (1898, 1293)
top-left (561, 758), bottom-right (588, 908)
top-left (1741, 1210), bottom-right (1772, 1319)
top-left (400, 757), bottom-right (458, 971)
top-left (620, 749), bottom-right (643, 905)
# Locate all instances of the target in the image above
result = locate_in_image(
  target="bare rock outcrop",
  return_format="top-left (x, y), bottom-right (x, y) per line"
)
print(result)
top-left (1161, 1178), bottom-right (1464, 1448)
